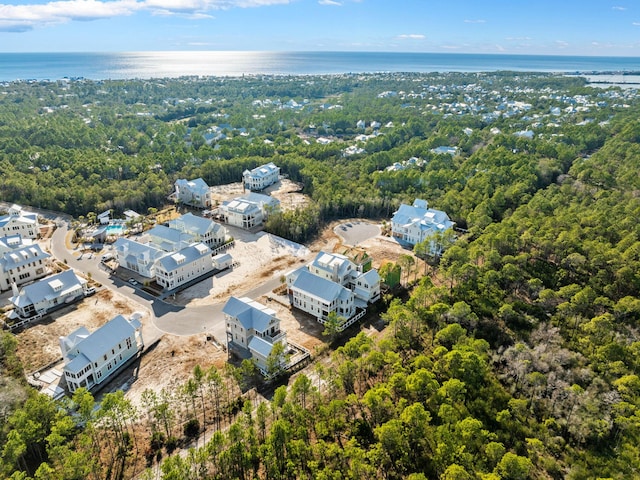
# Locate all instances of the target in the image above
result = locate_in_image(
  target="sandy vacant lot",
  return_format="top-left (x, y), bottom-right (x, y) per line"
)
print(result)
top-left (210, 178), bottom-right (310, 212)
top-left (174, 231), bottom-right (310, 307)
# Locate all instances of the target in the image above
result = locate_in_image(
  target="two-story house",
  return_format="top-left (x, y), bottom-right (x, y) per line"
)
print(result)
top-left (145, 225), bottom-right (194, 253)
top-left (223, 296), bottom-right (287, 374)
top-left (155, 243), bottom-right (213, 291)
top-left (287, 269), bottom-right (355, 322)
top-left (174, 178), bottom-right (212, 208)
top-left (168, 213), bottom-right (227, 249)
top-left (309, 251), bottom-right (380, 305)
top-left (60, 314), bottom-right (144, 393)
top-left (9, 269), bottom-right (88, 319)
top-left (391, 199), bottom-right (454, 253)
top-left (218, 198), bottom-right (264, 229)
top-left (218, 193), bottom-right (280, 229)
top-left (0, 236), bottom-right (51, 291)
top-left (0, 205), bottom-right (40, 239)
top-left (242, 162), bottom-right (280, 191)
top-left (113, 238), bottom-right (166, 278)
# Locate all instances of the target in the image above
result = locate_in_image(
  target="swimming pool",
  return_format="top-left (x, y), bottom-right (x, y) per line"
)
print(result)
top-left (105, 224), bottom-right (125, 235)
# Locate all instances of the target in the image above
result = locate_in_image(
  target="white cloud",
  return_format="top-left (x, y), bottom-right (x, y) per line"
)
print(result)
top-left (396, 34), bottom-right (425, 40)
top-left (0, 0), bottom-right (290, 31)
top-left (555, 40), bottom-right (569, 48)
top-left (633, 21), bottom-right (640, 26)
top-left (505, 36), bottom-right (531, 41)
top-left (464, 19), bottom-right (486, 24)
top-left (318, 0), bottom-right (341, 5)
top-left (612, 6), bottom-right (626, 11)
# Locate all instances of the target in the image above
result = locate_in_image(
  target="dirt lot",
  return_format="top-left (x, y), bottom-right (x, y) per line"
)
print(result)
top-left (174, 231), bottom-right (309, 306)
top-left (210, 178), bottom-right (310, 212)
top-left (14, 289), bottom-right (152, 373)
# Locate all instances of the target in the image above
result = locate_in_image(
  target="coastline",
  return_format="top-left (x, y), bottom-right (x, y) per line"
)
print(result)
top-left (2, 51), bottom-right (640, 82)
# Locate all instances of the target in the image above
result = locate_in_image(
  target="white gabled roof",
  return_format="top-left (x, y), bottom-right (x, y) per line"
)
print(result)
top-left (312, 251), bottom-right (351, 278)
top-left (391, 199), bottom-right (454, 233)
top-left (245, 162), bottom-right (279, 179)
top-left (156, 242), bottom-right (211, 273)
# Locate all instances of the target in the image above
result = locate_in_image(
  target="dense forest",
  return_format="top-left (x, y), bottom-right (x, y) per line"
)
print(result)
top-left (1, 72), bottom-right (640, 479)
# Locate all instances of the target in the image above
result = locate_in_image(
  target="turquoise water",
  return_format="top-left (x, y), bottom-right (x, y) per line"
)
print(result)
top-left (1, 51), bottom-right (639, 81)
top-left (105, 224), bottom-right (125, 235)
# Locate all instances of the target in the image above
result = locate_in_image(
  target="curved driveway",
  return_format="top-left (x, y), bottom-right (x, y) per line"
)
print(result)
top-left (50, 221), bottom-right (281, 345)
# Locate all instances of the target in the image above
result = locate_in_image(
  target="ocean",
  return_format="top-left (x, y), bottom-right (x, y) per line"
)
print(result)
top-left (1, 51), bottom-right (640, 82)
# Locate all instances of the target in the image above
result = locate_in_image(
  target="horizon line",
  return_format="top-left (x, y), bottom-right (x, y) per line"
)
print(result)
top-left (1, 50), bottom-right (640, 59)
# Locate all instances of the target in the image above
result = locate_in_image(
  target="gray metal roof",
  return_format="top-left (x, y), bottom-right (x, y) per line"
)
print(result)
top-left (11, 269), bottom-right (85, 308)
top-left (0, 243), bottom-right (49, 273)
top-left (64, 315), bottom-right (137, 373)
top-left (169, 213), bottom-right (224, 237)
top-left (222, 296), bottom-right (277, 333)
top-left (248, 335), bottom-right (275, 359)
top-left (292, 269), bottom-right (352, 303)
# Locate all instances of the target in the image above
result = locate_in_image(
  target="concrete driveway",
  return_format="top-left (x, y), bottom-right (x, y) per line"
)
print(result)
top-left (334, 221), bottom-right (381, 246)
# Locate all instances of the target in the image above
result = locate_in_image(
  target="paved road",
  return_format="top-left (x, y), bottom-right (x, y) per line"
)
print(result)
top-left (49, 220), bottom-right (282, 345)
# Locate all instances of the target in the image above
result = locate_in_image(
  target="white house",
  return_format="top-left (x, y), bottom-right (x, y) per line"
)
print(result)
top-left (174, 178), bottom-right (212, 208)
top-left (213, 252), bottom-right (233, 270)
top-left (97, 210), bottom-right (111, 225)
top-left (168, 213), bottom-right (227, 249)
top-left (145, 225), bottom-right (195, 253)
top-left (430, 146), bottom-right (458, 156)
top-left (0, 205), bottom-right (40, 239)
top-left (287, 269), bottom-right (355, 322)
top-left (155, 243), bottom-right (213, 291)
top-left (10, 269), bottom-right (88, 319)
top-left (60, 314), bottom-right (143, 393)
top-left (223, 296), bottom-right (287, 374)
top-left (218, 199), bottom-right (263, 229)
top-left (243, 162), bottom-right (280, 191)
top-left (351, 269), bottom-right (381, 306)
top-left (0, 237), bottom-right (51, 291)
top-left (308, 251), bottom-right (380, 306)
top-left (218, 193), bottom-right (279, 230)
top-left (391, 199), bottom-right (455, 252)
top-left (113, 238), bottom-right (166, 278)
top-left (242, 192), bottom-right (280, 214)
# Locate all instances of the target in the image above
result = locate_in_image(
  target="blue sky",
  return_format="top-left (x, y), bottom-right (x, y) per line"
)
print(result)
top-left (0, 0), bottom-right (639, 55)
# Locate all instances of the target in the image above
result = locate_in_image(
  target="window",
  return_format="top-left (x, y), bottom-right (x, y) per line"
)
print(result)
top-left (103, 354), bottom-right (107, 361)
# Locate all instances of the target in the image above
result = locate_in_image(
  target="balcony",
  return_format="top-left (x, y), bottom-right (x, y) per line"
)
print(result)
top-left (262, 330), bottom-right (286, 343)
